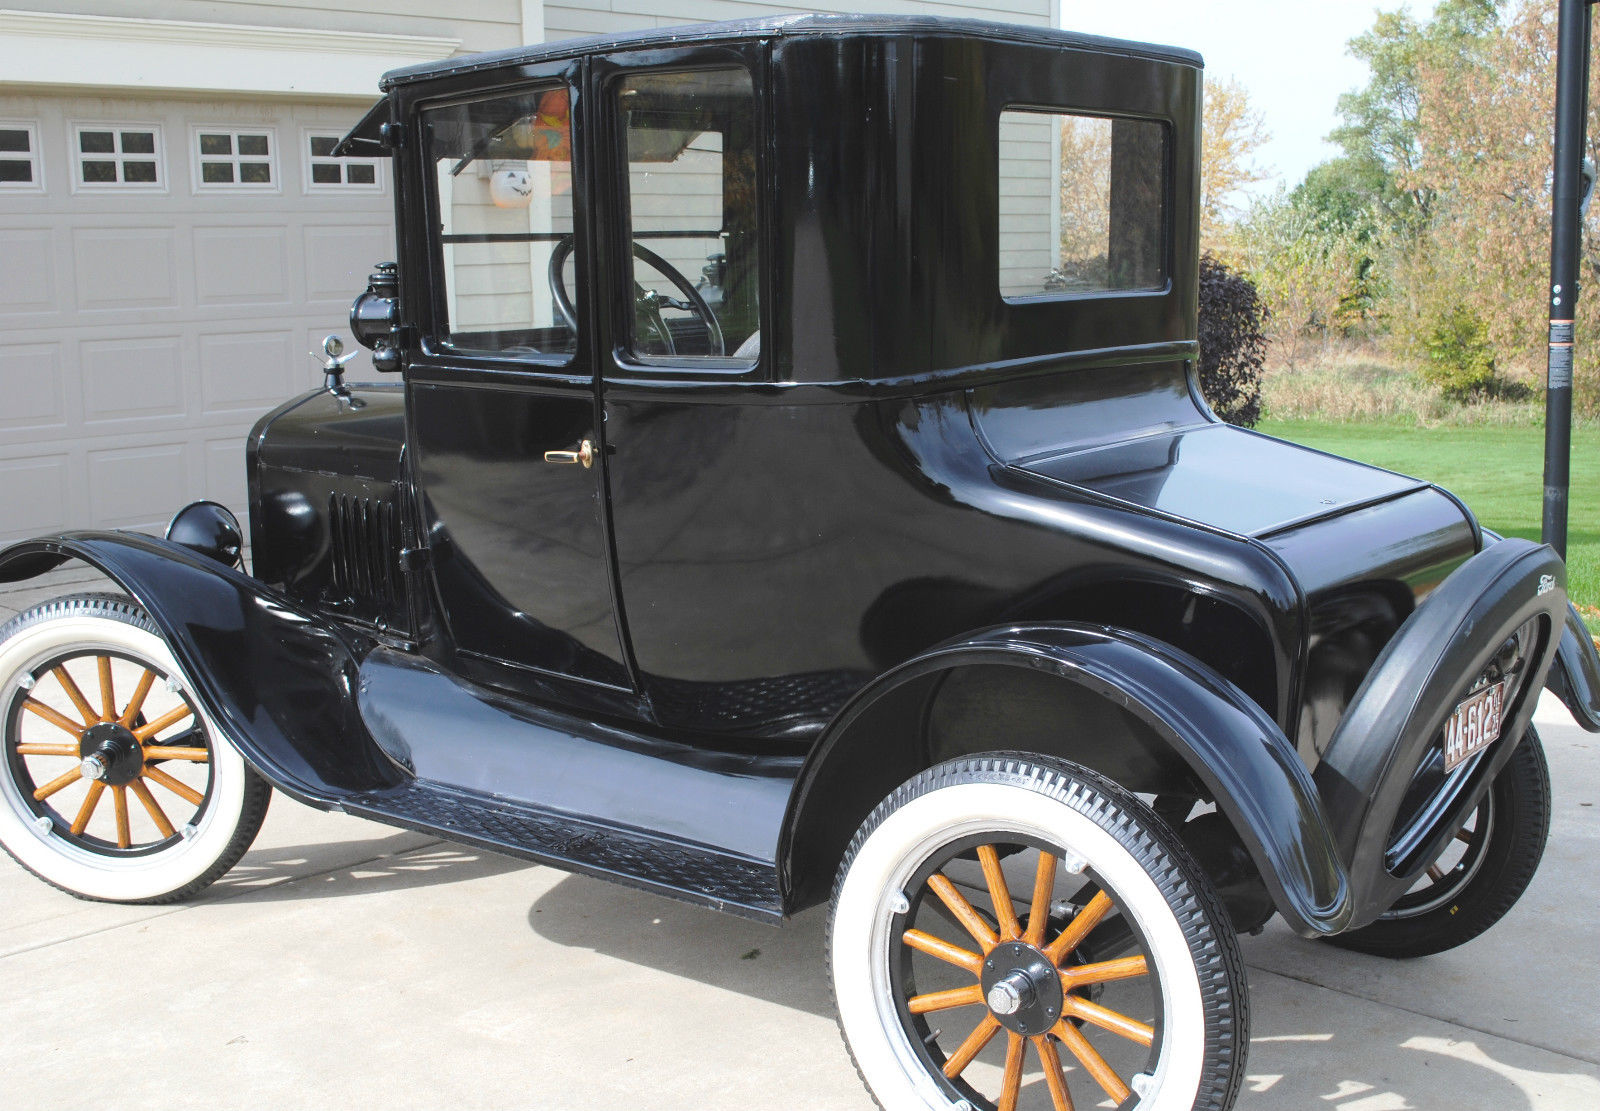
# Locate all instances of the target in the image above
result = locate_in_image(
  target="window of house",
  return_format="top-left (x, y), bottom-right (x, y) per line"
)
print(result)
top-left (0, 122), bottom-right (41, 190)
top-left (997, 109), bottom-right (1167, 299)
top-left (424, 84), bottom-right (578, 358)
top-left (617, 67), bottom-right (760, 366)
top-left (305, 131), bottom-right (382, 192)
top-left (72, 125), bottom-right (163, 190)
top-left (193, 127), bottom-right (277, 190)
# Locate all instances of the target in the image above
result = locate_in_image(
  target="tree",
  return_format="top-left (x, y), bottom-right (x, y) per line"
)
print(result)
top-left (1327, 0), bottom-right (1500, 235)
top-left (1237, 189), bottom-right (1368, 365)
top-left (1200, 76), bottom-right (1271, 252)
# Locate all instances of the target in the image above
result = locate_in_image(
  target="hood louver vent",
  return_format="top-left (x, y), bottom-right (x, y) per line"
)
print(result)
top-left (328, 493), bottom-right (400, 611)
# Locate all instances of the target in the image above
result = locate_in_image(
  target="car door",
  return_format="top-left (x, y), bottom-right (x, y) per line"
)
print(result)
top-left (405, 62), bottom-right (633, 695)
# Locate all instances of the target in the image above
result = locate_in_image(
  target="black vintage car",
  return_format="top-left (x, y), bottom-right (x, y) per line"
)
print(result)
top-left (2, 16), bottom-right (1597, 1111)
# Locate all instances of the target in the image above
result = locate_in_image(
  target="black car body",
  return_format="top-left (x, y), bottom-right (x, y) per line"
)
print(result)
top-left (4, 16), bottom-right (1598, 1111)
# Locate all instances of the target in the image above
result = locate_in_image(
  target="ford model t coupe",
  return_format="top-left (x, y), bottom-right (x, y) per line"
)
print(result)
top-left (3, 16), bottom-right (1598, 1111)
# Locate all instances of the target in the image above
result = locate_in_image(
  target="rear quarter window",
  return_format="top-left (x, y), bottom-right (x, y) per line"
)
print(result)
top-left (998, 109), bottom-right (1167, 300)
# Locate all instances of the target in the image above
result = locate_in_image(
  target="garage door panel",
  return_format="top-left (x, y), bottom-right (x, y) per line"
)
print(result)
top-left (0, 343), bottom-right (65, 430)
top-left (194, 226), bottom-right (290, 306)
top-left (4, 93), bottom-right (393, 540)
top-left (0, 456), bottom-right (72, 538)
top-left (72, 228), bottom-right (179, 310)
top-left (304, 225), bottom-right (393, 302)
top-left (205, 438), bottom-right (248, 517)
top-left (87, 443), bottom-right (191, 531)
top-left (200, 329), bottom-right (296, 413)
top-left (80, 335), bottom-right (185, 423)
top-left (0, 228), bottom-right (56, 315)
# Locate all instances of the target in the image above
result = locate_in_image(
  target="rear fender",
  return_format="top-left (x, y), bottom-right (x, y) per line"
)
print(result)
top-left (0, 532), bottom-right (402, 806)
top-left (782, 623), bottom-right (1352, 936)
top-left (1315, 538), bottom-right (1568, 927)
top-left (1547, 601), bottom-right (1600, 732)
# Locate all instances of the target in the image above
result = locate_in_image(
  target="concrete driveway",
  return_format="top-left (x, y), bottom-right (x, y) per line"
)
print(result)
top-left (1, 571), bottom-right (1597, 1110)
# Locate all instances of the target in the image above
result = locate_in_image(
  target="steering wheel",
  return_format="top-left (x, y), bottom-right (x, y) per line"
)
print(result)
top-left (548, 236), bottom-right (725, 357)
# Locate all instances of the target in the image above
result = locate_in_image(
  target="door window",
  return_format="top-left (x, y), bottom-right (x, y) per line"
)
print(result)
top-left (423, 85), bottom-right (578, 358)
top-left (617, 68), bottom-right (760, 365)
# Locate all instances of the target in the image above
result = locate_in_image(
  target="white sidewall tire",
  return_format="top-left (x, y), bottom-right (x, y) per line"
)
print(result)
top-left (0, 606), bottom-right (252, 902)
top-left (831, 769), bottom-right (1220, 1111)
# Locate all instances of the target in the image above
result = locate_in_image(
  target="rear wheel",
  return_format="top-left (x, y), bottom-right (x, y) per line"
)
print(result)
top-left (1326, 729), bottom-right (1549, 959)
top-left (0, 593), bottom-right (270, 903)
top-left (830, 754), bottom-right (1247, 1111)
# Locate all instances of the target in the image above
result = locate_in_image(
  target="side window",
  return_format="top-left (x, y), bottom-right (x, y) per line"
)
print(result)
top-left (423, 85), bottom-right (577, 358)
top-left (997, 109), bottom-right (1167, 299)
top-left (617, 68), bottom-right (760, 365)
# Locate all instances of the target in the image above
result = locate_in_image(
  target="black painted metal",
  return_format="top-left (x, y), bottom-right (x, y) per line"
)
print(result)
top-left (1, 17), bottom-right (1586, 935)
top-left (1543, 0), bottom-right (1595, 558)
top-left (342, 778), bottom-right (783, 920)
top-left (0, 533), bottom-right (398, 806)
top-left (1547, 602), bottom-right (1600, 731)
top-left (1314, 539), bottom-right (1569, 928)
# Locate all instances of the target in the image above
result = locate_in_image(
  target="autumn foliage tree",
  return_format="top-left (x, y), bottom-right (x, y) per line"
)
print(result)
top-left (1277, 0), bottom-right (1600, 412)
top-left (1200, 76), bottom-right (1271, 253)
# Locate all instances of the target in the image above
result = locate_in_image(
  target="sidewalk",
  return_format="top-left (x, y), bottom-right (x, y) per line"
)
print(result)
top-left (1, 568), bottom-right (1596, 1110)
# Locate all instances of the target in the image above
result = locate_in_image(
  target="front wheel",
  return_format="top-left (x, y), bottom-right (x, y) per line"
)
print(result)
top-left (0, 593), bottom-right (270, 903)
top-left (830, 755), bottom-right (1248, 1111)
top-left (1325, 729), bottom-right (1550, 959)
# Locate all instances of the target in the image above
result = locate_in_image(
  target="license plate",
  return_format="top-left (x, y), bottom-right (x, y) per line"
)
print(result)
top-left (1443, 681), bottom-right (1506, 772)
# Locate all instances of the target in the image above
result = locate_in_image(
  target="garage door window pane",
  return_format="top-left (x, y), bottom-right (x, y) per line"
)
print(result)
top-left (0, 123), bottom-right (40, 189)
top-left (193, 127), bottom-right (275, 191)
top-left (73, 126), bottom-right (164, 189)
top-left (997, 109), bottom-right (1167, 299)
top-left (425, 86), bottom-right (578, 358)
top-left (304, 131), bottom-right (383, 193)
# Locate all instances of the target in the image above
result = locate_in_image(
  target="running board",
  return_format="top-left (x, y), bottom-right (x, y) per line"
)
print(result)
top-left (342, 779), bottom-right (784, 922)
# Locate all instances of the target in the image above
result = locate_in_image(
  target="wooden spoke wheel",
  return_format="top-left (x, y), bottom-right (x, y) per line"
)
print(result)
top-left (0, 594), bottom-right (269, 903)
top-left (830, 755), bottom-right (1246, 1111)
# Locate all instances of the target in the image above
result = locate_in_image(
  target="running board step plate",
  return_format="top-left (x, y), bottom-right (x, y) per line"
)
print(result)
top-left (342, 779), bottom-right (783, 922)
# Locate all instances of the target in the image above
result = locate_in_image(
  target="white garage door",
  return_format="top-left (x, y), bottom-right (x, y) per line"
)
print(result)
top-left (0, 91), bottom-right (394, 544)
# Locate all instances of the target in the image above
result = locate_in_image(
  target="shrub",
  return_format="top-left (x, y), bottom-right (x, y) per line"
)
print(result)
top-left (1197, 255), bottom-right (1269, 426)
top-left (1419, 302), bottom-right (1497, 399)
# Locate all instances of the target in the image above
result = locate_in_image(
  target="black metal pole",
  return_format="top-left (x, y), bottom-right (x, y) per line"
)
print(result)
top-left (1545, 0), bottom-right (1595, 560)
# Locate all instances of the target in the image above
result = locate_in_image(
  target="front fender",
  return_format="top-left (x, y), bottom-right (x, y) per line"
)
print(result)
top-left (0, 532), bottom-right (403, 805)
top-left (785, 623), bottom-right (1351, 936)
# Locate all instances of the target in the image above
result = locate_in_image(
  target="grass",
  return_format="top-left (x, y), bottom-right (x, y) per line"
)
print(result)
top-left (1261, 349), bottom-right (1549, 426)
top-left (1258, 418), bottom-right (1600, 619)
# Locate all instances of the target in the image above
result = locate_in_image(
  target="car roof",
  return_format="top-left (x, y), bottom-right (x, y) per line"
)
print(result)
top-left (380, 13), bottom-right (1203, 89)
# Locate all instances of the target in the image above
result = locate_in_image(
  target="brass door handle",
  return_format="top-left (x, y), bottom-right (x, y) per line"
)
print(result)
top-left (543, 439), bottom-right (594, 468)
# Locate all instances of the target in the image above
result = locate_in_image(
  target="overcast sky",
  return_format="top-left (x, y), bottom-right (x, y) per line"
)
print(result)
top-left (1059, 0), bottom-right (1441, 196)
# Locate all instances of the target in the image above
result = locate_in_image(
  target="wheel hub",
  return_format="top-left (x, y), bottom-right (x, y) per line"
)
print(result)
top-left (76, 722), bottom-right (144, 786)
top-left (980, 940), bottom-right (1063, 1036)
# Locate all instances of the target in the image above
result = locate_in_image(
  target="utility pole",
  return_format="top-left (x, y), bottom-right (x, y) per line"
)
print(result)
top-left (1544, 0), bottom-right (1596, 560)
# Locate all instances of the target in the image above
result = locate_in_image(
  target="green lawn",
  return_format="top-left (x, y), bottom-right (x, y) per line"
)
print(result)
top-left (1258, 419), bottom-right (1600, 618)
